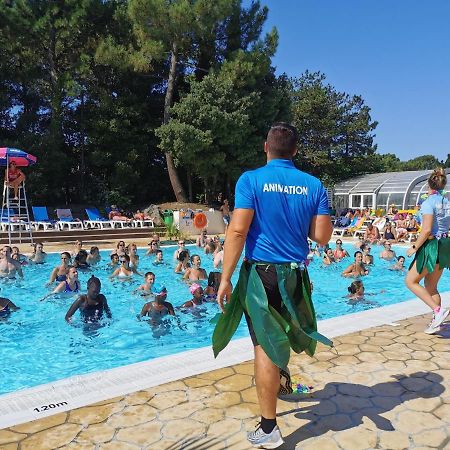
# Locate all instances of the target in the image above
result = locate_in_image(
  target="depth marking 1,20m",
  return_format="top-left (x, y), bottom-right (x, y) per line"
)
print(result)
top-left (33, 401), bottom-right (68, 413)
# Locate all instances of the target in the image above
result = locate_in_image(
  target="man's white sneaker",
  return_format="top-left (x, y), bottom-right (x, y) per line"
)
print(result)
top-left (247, 424), bottom-right (284, 449)
top-left (429, 308), bottom-right (449, 330)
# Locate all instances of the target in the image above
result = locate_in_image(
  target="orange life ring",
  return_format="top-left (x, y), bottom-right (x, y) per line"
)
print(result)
top-left (194, 212), bottom-right (207, 229)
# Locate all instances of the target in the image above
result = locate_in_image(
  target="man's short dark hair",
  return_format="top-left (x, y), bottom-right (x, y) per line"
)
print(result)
top-left (266, 122), bottom-right (298, 158)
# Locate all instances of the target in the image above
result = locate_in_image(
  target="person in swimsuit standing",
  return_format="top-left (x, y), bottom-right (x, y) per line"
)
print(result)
top-left (110, 254), bottom-right (134, 280)
top-left (183, 254), bottom-right (207, 281)
top-left (333, 240), bottom-right (349, 261)
top-left (133, 272), bottom-right (155, 296)
top-left (46, 252), bottom-right (71, 285)
top-left (65, 276), bottom-right (111, 323)
top-left (4, 161), bottom-right (25, 200)
top-left (29, 242), bottom-right (47, 264)
top-left (86, 246), bottom-right (101, 265)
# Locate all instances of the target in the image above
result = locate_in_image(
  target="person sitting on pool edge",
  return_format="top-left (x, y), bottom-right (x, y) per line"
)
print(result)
top-left (183, 254), bottom-right (207, 281)
top-left (138, 284), bottom-right (175, 320)
top-left (65, 276), bottom-right (111, 323)
top-left (0, 246), bottom-right (24, 279)
top-left (0, 297), bottom-right (19, 318)
top-left (342, 251), bottom-right (369, 278)
top-left (180, 283), bottom-right (205, 308)
top-left (46, 252), bottom-right (71, 285)
top-left (133, 272), bottom-right (155, 296)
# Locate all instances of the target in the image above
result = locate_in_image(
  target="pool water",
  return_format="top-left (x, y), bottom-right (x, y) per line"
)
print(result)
top-left (0, 243), bottom-right (448, 395)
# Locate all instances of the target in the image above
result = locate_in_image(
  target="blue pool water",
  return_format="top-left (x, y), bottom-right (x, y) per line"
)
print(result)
top-left (0, 243), bottom-right (448, 395)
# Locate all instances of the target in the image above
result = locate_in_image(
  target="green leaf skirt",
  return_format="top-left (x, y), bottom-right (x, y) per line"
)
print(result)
top-left (409, 237), bottom-right (450, 274)
top-left (212, 261), bottom-right (333, 369)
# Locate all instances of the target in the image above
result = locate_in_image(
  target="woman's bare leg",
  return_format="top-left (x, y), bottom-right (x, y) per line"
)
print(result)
top-left (405, 262), bottom-right (439, 310)
top-left (424, 265), bottom-right (444, 308)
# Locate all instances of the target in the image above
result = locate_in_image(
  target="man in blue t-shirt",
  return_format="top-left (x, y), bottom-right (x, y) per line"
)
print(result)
top-left (216, 123), bottom-right (332, 448)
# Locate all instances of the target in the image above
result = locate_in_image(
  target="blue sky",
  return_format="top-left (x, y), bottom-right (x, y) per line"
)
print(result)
top-left (258, 0), bottom-right (450, 161)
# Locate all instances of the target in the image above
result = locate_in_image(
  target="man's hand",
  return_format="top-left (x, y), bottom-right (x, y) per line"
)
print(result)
top-left (217, 280), bottom-right (233, 313)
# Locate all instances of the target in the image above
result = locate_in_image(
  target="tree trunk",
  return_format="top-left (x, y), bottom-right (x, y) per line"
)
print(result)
top-left (187, 168), bottom-right (193, 202)
top-left (163, 42), bottom-right (187, 202)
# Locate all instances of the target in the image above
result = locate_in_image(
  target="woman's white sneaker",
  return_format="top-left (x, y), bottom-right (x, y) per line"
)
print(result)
top-left (429, 308), bottom-right (449, 330)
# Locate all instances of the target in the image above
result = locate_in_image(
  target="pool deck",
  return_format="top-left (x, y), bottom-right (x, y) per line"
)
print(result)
top-left (1, 311), bottom-right (449, 449)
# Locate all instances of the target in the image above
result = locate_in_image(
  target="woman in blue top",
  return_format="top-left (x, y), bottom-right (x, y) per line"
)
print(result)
top-left (406, 168), bottom-right (450, 334)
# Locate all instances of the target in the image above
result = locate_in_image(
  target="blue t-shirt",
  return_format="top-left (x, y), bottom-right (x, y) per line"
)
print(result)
top-left (234, 159), bottom-right (329, 263)
top-left (420, 194), bottom-right (450, 236)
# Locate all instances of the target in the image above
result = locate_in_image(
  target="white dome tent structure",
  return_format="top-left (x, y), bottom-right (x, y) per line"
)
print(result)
top-left (333, 169), bottom-right (450, 212)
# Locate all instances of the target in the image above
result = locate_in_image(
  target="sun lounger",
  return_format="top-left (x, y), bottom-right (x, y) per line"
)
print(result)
top-left (132, 218), bottom-right (155, 228)
top-left (31, 206), bottom-right (58, 231)
top-left (0, 208), bottom-right (30, 232)
top-left (84, 208), bottom-right (114, 229)
top-left (332, 217), bottom-right (358, 237)
top-left (56, 208), bottom-right (84, 231)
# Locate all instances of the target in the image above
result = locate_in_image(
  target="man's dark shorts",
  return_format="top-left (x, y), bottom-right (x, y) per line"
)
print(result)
top-left (244, 263), bottom-right (284, 346)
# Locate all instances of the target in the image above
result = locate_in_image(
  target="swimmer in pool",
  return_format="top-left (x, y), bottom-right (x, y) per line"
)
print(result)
top-left (133, 272), bottom-right (155, 296)
top-left (138, 285), bottom-right (175, 321)
top-left (0, 246), bottom-right (23, 279)
top-left (361, 244), bottom-right (374, 265)
top-left (28, 242), bottom-right (47, 264)
top-left (11, 246), bottom-right (27, 264)
top-left (46, 252), bottom-right (71, 285)
top-left (71, 240), bottom-right (83, 258)
top-left (174, 250), bottom-right (190, 274)
top-left (379, 241), bottom-right (397, 261)
top-left (110, 254), bottom-right (134, 280)
top-left (346, 280), bottom-right (384, 305)
top-left (0, 297), bottom-right (19, 317)
top-left (127, 243), bottom-right (140, 270)
top-left (108, 253), bottom-right (120, 270)
top-left (390, 255), bottom-right (406, 271)
top-left (204, 271), bottom-right (221, 302)
top-left (41, 267), bottom-right (80, 300)
top-left (153, 249), bottom-right (164, 265)
top-left (333, 240), bottom-right (349, 261)
top-left (180, 283), bottom-right (205, 308)
top-left (65, 276), bottom-right (111, 323)
top-left (86, 246), bottom-right (101, 265)
top-left (183, 254), bottom-right (207, 281)
top-left (342, 251), bottom-right (369, 278)
top-left (146, 240), bottom-right (159, 256)
top-left (322, 248), bottom-right (335, 265)
top-left (73, 250), bottom-right (91, 271)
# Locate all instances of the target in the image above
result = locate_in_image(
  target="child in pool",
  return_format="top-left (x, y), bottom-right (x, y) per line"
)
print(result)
top-left (180, 283), bottom-right (205, 308)
top-left (133, 272), bottom-right (155, 296)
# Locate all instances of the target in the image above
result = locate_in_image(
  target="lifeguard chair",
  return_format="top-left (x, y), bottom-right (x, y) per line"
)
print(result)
top-left (0, 147), bottom-right (36, 245)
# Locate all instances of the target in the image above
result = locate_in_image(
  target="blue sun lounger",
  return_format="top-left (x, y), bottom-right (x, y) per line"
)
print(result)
top-left (56, 208), bottom-right (84, 231)
top-left (31, 206), bottom-right (58, 231)
top-left (84, 208), bottom-right (114, 229)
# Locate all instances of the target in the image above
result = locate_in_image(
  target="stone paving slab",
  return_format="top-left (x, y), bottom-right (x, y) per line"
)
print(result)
top-left (1, 314), bottom-right (449, 449)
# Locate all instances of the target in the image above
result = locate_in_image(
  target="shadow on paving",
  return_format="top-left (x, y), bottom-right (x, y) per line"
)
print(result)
top-left (279, 371), bottom-right (444, 449)
top-left (164, 436), bottom-right (226, 450)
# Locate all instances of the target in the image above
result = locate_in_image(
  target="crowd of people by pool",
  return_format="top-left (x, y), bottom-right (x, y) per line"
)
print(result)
top-left (0, 227), bottom-right (415, 327)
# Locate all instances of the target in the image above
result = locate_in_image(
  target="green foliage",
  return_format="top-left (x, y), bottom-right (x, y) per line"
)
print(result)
top-left (291, 71), bottom-right (378, 185)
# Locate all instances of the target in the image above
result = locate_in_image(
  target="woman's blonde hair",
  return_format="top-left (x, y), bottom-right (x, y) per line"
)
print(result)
top-left (428, 167), bottom-right (447, 191)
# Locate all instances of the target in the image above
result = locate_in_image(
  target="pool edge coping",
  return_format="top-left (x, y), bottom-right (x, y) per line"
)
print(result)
top-left (1, 291), bottom-right (449, 429)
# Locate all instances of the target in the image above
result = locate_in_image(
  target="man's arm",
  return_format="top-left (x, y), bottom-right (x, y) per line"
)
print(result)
top-left (309, 215), bottom-right (333, 246)
top-left (217, 208), bottom-right (254, 312)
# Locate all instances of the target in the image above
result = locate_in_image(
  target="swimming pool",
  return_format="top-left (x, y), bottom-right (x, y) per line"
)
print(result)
top-left (0, 243), bottom-right (448, 395)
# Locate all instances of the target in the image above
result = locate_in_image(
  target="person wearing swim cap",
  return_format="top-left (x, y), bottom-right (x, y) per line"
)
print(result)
top-left (213, 122), bottom-right (333, 448)
top-left (138, 284), bottom-right (175, 320)
top-left (180, 283), bottom-right (204, 308)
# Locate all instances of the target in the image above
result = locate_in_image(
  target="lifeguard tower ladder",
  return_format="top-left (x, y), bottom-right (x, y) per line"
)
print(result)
top-left (1, 181), bottom-right (34, 246)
